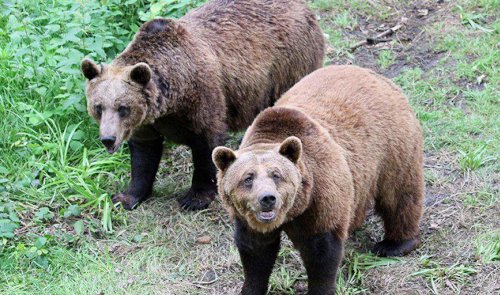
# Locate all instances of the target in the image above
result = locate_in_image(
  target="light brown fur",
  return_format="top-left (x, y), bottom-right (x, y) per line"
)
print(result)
top-left (214, 65), bottom-right (424, 243)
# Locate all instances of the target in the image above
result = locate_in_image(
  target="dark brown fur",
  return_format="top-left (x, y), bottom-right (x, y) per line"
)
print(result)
top-left (213, 65), bottom-right (424, 294)
top-left (82, 0), bottom-right (325, 210)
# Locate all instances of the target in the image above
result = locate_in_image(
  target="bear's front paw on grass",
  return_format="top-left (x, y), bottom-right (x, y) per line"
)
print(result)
top-left (373, 238), bottom-right (421, 257)
top-left (112, 193), bottom-right (141, 210)
top-left (178, 188), bottom-right (217, 211)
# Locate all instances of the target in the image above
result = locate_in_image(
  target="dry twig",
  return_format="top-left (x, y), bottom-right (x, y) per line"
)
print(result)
top-left (350, 18), bottom-right (408, 52)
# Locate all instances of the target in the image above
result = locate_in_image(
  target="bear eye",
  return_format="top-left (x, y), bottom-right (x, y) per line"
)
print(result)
top-left (243, 175), bottom-right (253, 187)
top-left (272, 172), bottom-right (281, 181)
top-left (94, 105), bottom-right (102, 118)
top-left (118, 106), bottom-right (130, 118)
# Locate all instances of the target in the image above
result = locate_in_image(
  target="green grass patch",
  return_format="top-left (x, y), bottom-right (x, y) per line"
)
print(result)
top-left (412, 258), bottom-right (478, 294)
top-left (377, 50), bottom-right (395, 69)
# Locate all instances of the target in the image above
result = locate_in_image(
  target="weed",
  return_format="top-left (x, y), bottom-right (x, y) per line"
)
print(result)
top-left (377, 50), bottom-right (396, 69)
top-left (336, 251), bottom-right (401, 294)
top-left (34, 207), bottom-right (54, 223)
top-left (334, 11), bottom-right (357, 30)
top-left (310, 0), bottom-right (336, 11)
top-left (0, 202), bottom-right (20, 240)
top-left (456, 5), bottom-right (493, 32)
top-left (475, 232), bottom-right (500, 263)
top-left (412, 258), bottom-right (478, 293)
top-left (458, 143), bottom-right (496, 171)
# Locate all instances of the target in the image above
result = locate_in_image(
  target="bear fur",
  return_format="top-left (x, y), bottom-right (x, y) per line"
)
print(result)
top-left (213, 65), bottom-right (424, 294)
top-left (81, 0), bottom-right (324, 210)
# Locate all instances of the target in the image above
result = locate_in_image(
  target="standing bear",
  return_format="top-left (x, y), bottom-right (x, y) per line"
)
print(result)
top-left (213, 65), bottom-right (424, 294)
top-left (81, 0), bottom-right (324, 210)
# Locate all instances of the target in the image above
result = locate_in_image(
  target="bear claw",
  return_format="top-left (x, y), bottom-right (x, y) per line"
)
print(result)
top-left (373, 238), bottom-right (420, 257)
top-left (112, 193), bottom-right (140, 210)
top-left (178, 188), bottom-right (216, 211)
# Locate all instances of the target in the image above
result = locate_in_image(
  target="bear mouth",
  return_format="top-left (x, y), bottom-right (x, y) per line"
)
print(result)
top-left (106, 143), bottom-right (120, 154)
top-left (257, 210), bottom-right (276, 223)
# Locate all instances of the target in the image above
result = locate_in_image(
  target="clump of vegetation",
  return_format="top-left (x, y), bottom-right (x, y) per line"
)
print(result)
top-left (377, 49), bottom-right (396, 69)
top-left (0, 0), bottom-right (206, 288)
top-left (412, 257), bottom-right (478, 293)
top-left (459, 143), bottom-right (495, 171)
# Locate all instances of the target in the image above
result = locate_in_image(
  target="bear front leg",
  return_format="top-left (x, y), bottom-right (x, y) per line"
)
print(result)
top-left (179, 135), bottom-right (221, 210)
top-left (235, 218), bottom-right (281, 295)
top-left (292, 232), bottom-right (343, 295)
top-left (112, 138), bottom-right (163, 210)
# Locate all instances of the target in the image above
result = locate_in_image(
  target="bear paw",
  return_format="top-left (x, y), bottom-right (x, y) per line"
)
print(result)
top-left (373, 238), bottom-right (420, 257)
top-left (112, 193), bottom-right (141, 210)
top-left (178, 188), bottom-right (216, 211)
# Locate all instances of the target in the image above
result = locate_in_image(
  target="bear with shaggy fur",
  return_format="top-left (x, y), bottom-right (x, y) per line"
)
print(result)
top-left (81, 0), bottom-right (324, 210)
top-left (213, 65), bottom-right (424, 294)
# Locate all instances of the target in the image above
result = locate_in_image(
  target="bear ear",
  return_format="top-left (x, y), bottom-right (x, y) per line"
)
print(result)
top-left (81, 58), bottom-right (100, 80)
top-left (212, 147), bottom-right (237, 172)
top-left (279, 136), bottom-right (302, 164)
top-left (141, 18), bottom-right (186, 37)
top-left (130, 62), bottom-right (152, 85)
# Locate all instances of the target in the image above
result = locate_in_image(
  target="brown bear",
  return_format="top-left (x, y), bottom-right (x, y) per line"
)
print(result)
top-left (213, 65), bottom-right (424, 294)
top-left (80, 0), bottom-right (325, 210)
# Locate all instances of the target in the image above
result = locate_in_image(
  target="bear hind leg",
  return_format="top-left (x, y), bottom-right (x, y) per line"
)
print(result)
top-left (374, 170), bottom-right (424, 257)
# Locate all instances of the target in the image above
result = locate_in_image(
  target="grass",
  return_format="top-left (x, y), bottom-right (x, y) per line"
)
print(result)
top-left (1, 0), bottom-right (499, 294)
top-left (475, 232), bottom-right (500, 263)
top-left (411, 259), bottom-right (478, 294)
top-left (377, 50), bottom-right (395, 69)
top-left (459, 143), bottom-right (496, 171)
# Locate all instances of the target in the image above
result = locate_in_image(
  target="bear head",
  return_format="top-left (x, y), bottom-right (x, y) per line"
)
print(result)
top-left (81, 18), bottom-right (189, 153)
top-left (213, 137), bottom-right (303, 233)
top-left (81, 59), bottom-right (156, 153)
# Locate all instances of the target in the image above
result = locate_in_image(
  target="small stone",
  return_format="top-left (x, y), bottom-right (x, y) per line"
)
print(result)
top-left (200, 268), bottom-right (217, 283)
top-left (115, 268), bottom-right (122, 273)
top-left (477, 74), bottom-right (485, 84)
top-left (418, 9), bottom-right (429, 17)
top-left (31, 179), bottom-right (40, 188)
top-left (196, 235), bottom-right (211, 244)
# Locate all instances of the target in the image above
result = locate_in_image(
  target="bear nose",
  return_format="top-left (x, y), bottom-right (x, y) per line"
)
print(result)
top-left (259, 194), bottom-right (276, 209)
top-left (100, 136), bottom-right (116, 149)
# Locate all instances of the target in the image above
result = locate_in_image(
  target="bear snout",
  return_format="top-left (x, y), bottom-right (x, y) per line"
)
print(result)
top-left (100, 136), bottom-right (118, 153)
top-left (258, 194), bottom-right (276, 210)
top-left (254, 193), bottom-right (281, 223)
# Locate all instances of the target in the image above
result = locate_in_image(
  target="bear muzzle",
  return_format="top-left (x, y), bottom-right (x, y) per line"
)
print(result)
top-left (100, 135), bottom-right (120, 154)
top-left (256, 193), bottom-right (279, 223)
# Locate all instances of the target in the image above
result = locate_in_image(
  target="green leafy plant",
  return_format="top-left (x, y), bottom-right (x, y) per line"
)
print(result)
top-left (62, 204), bottom-right (82, 218)
top-left (475, 233), bottom-right (500, 263)
top-left (377, 50), bottom-right (396, 69)
top-left (458, 143), bottom-right (495, 171)
top-left (336, 252), bottom-right (400, 294)
top-left (139, 0), bottom-right (206, 20)
top-left (412, 257), bottom-right (477, 293)
top-left (456, 5), bottom-right (493, 32)
top-left (34, 207), bottom-right (54, 222)
top-left (0, 203), bottom-right (20, 240)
